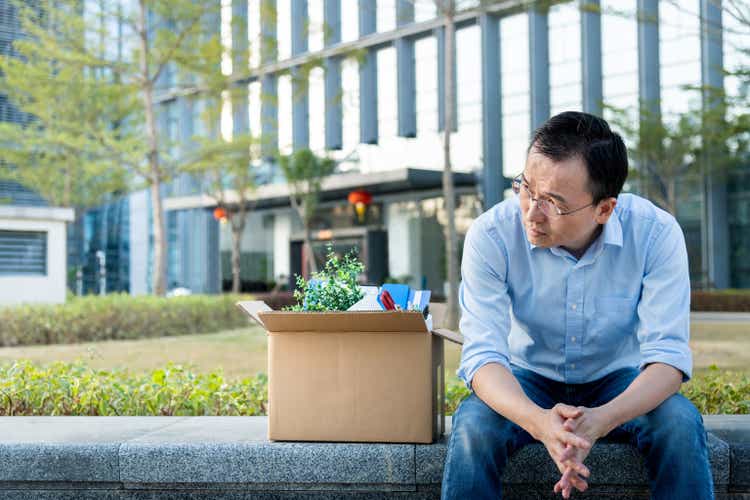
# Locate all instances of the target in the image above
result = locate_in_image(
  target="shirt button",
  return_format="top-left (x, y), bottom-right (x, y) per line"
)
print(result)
top-left (571, 303), bottom-right (577, 310)
top-left (570, 363), bottom-right (576, 369)
top-left (571, 336), bottom-right (576, 343)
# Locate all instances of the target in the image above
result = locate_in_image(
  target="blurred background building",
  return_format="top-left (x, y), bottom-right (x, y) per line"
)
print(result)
top-left (2, 0), bottom-right (748, 297)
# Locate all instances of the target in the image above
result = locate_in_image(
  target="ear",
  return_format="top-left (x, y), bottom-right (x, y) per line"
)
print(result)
top-left (594, 198), bottom-right (617, 224)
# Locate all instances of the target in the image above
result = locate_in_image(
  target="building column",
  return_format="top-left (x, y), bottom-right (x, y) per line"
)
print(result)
top-left (396, 0), bottom-right (416, 137)
top-left (358, 0), bottom-right (378, 144)
top-left (529, 3), bottom-right (550, 133)
top-left (637, 0), bottom-right (660, 117)
top-left (291, 0), bottom-right (309, 150)
top-left (480, 14), bottom-right (504, 209)
top-left (701, 0), bottom-right (729, 288)
top-left (260, 0), bottom-right (277, 158)
top-left (580, 0), bottom-right (603, 117)
top-left (436, 25), bottom-right (457, 133)
top-left (232, 0), bottom-right (249, 138)
top-left (324, 0), bottom-right (342, 149)
top-left (178, 209), bottom-right (220, 294)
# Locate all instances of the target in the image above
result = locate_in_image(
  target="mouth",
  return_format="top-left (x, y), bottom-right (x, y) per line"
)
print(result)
top-left (528, 227), bottom-right (546, 237)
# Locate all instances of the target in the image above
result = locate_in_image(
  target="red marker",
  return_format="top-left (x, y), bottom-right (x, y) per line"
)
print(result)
top-left (380, 290), bottom-right (396, 310)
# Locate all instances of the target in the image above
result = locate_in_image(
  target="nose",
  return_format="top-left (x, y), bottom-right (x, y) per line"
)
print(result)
top-left (525, 198), bottom-right (546, 223)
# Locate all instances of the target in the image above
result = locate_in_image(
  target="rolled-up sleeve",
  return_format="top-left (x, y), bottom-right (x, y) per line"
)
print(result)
top-left (636, 218), bottom-right (693, 381)
top-left (456, 221), bottom-right (513, 390)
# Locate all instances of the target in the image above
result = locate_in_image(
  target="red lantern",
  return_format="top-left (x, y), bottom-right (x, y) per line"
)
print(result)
top-left (347, 190), bottom-right (372, 223)
top-left (213, 207), bottom-right (227, 222)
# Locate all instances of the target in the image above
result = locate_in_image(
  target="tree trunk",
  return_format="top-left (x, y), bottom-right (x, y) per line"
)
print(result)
top-left (289, 194), bottom-right (317, 277)
top-left (303, 222), bottom-right (317, 276)
top-left (230, 213), bottom-right (245, 294)
top-left (138, 0), bottom-right (167, 296)
top-left (667, 178), bottom-right (677, 216)
top-left (442, 5), bottom-right (460, 330)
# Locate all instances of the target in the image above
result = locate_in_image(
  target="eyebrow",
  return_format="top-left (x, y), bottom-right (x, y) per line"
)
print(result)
top-left (521, 173), bottom-right (569, 205)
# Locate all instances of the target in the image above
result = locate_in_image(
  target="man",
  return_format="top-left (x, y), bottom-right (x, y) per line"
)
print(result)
top-left (441, 111), bottom-right (713, 499)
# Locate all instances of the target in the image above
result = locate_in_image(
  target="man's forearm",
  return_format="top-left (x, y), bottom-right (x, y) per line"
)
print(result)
top-left (596, 363), bottom-right (683, 435)
top-left (471, 362), bottom-right (545, 439)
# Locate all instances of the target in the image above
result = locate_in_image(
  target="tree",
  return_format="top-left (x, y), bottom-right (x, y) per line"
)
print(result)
top-left (277, 149), bottom-right (335, 276)
top-left (607, 98), bottom-right (749, 216)
top-left (0, 0), bottom-right (226, 296)
top-left (405, 0), bottom-right (476, 329)
top-left (181, 84), bottom-right (261, 294)
top-left (0, 1), bottom-right (131, 211)
top-left (126, 0), bottom-right (222, 296)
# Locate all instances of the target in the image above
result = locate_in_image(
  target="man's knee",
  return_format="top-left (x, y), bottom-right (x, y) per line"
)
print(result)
top-left (639, 393), bottom-right (706, 448)
top-left (450, 392), bottom-right (520, 460)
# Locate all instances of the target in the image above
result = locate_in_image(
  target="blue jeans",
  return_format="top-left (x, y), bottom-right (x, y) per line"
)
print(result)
top-left (441, 366), bottom-right (714, 499)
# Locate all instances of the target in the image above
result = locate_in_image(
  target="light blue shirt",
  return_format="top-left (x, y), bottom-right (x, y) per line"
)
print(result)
top-left (456, 193), bottom-right (692, 389)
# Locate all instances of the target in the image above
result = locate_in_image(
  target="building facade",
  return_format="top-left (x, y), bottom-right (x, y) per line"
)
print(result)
top-left (0, 1), bottom-right (78, 305)
top-left (91, 0), bottom-right (748, 295)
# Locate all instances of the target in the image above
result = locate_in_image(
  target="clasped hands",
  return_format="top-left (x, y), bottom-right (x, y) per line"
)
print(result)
top-left (535, 404), bottom-right (612, 499)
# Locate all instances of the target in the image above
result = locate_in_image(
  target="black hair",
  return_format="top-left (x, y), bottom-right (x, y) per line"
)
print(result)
top-left (527, 111), bottom-right (628, 204)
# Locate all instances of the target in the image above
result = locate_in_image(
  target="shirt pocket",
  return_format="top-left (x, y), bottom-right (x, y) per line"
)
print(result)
top-left (592, 296), bottom-right (639, 334)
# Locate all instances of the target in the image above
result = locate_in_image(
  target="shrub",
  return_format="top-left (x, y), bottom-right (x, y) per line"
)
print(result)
top-left (1, 361), bottom-right (745, 416)
top-left (0, 360), bottom-right (267, 416)
top-left (0, 293), bottom-right (252, 347)
top-left (681, 366), bottom-right (750, 414)
top-left (691, 290), bottom-right (750, 312)
top-left (444, 368), bottom-right (750, 416)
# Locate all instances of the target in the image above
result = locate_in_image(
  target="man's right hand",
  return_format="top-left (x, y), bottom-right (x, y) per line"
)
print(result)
top-left (471, 364), bottom-right (592, 495)
top-left (533, 404), bottom-right (592, 495)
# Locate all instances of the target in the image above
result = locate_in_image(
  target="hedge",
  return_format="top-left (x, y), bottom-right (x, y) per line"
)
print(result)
top-left (0, 294), bottom-right (252, 347)
top-left (691, 289), bottom-right (750, 312)
top-left (0, 361), bottom-right (746, 416)
top-left (0, 360), bottom-right (267, 416)
top-left (446, 366), bottom-right (750, 415)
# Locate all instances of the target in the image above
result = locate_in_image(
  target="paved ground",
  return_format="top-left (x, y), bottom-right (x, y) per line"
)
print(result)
top-left (691, 312), bottom-right (750, 323)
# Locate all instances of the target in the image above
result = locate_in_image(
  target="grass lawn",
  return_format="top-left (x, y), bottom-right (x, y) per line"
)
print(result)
top-left (0, 321), bottom-right (747, 380)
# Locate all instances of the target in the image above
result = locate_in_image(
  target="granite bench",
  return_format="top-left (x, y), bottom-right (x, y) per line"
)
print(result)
top-left (0, 415), bottom-right (747, 499)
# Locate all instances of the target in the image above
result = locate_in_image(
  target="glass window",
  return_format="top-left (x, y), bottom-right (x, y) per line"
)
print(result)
top-left (549, 2), bottom-right (582, 115)
top-left (601, 0), bottom-right (638, 116)
top-left (277, 73), bottom-right (293, 155)
top-left (219, 211), bottom-right (275, 291)
top-left (659, 0), bottom-right (702, 121)
top-left (501, 12), bottom-right (530, 181)
top-left (0, 230), bottom-right (47, 276)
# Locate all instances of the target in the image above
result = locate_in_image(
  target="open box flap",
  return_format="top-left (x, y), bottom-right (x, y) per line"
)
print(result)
top-left (236, 301), bottom-right (273, 329)
top-left (431, 327), bottom-right (464, 345)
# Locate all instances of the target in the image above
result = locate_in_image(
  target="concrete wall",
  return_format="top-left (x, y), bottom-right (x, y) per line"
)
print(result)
top-left (0, 206), bottom-right (74, 305)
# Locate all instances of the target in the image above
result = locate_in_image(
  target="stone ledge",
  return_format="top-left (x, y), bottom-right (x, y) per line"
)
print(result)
top-left (0, 415), bottom-right (747, 499)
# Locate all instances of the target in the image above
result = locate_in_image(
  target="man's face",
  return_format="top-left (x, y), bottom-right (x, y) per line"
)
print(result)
top-left (520, 148), bottom-right (614, 254)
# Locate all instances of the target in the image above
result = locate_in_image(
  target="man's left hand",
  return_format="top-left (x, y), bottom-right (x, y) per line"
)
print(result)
top-left (553, 406), bottom-right (613, 499)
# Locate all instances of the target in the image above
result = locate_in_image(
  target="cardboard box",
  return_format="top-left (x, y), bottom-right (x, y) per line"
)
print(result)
top-left (237, 301), bottom-right (463, 444)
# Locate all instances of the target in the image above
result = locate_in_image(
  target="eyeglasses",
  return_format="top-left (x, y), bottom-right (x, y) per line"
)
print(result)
top-left (512, 174), bottom-right (595, 218)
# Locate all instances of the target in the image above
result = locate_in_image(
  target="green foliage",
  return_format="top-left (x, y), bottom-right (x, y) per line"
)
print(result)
top-left (0, 0), bottom-right (134, 208)
top-left (0, 360), bottom-right (267, 416)
top-left (444, 369), bottom-right (750, 416)
top-left (1, 361), bottom-right (744, 416)
top-left (0, 294), bottom-right (251, 347)
top-left (681, 366), bottom-right (750, 414)
top-left (606, 95), bottom-right (749, 215)
top-left (446, 380), bottom-right (471, 415)
top-left (286, 245), bottom-right (364, 312)
top-left (277, 149), bottom-right (336, 223)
